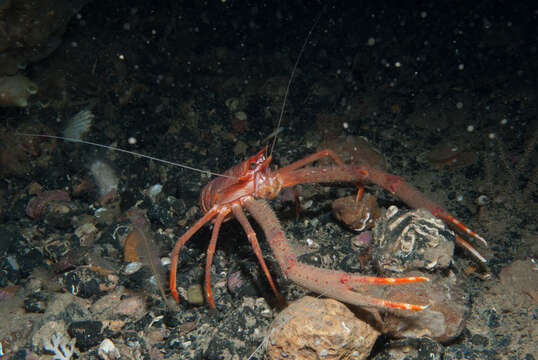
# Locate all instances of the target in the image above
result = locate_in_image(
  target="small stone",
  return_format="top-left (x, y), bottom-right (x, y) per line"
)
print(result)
top-left (499, 259), bottom-right (538, 303)
top-left (123, 261), bottom-right (143, 275)
top-left (68, 320), bottom-right (104, 352)
top-left (187, 284), bottom-right (204, 305)
top-left (98, 338), bottom-right (120, 360)
top-left (74, 222), bottom-right (98, 246)
top-left (24, 292), bottom-right (48, 313)
top-left (116, 296), bottom-right (146, 319)
top-left (267, 296), bottom-right (379, 360)
top-left (25, 190), bottom-right (71, 219)
top-left (225, 97), bottom-right (240, 112)
top-left (0, 74), bottom-right (38, 107)
top-left (233, 140), bottom-right (248, 156)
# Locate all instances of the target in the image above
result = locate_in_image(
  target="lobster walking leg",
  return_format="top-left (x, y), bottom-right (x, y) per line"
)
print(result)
top-left (204, 210), bottom-right (228, 308)
top-left (232, 204), bottom-right (286, 307)
top-left (170, 207), bottom-right (220, 302)
top-left (245, 199), bottom-right (429, 310)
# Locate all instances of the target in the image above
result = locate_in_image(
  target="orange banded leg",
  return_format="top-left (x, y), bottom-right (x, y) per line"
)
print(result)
top-left (290, 262), bottom-right (430, 311)
top-left (441, 211), bottom-right (488, 247)
top-left (455, 234), bottom-right (487, 263)
top-left (231, 204), bottom-right (286, 307)
top-left (170, 207), bottom-right (219, 302)
top-left (340, 273), bottom-right (430, 310)
top-left (204, 210), bottom-right (229, 308)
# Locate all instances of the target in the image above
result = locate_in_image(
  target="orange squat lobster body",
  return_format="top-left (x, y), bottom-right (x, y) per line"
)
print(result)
top-left (170, 147), bottom-right (486, 311)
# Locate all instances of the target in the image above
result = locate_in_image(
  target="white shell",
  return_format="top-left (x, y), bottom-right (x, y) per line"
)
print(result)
top-left (124, 262), bottom-right (142, 275)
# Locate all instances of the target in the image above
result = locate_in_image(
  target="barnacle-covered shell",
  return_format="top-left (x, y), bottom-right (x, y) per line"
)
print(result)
top-left (372, 206), bottom-right (455, 273)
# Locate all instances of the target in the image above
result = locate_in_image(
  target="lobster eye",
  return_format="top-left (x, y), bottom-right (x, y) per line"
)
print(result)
top-left (248, 162), bottom-right (257, 170)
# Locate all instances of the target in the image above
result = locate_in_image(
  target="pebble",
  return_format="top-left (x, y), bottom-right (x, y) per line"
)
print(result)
top-left (98, 338), bottom-right (120, 360)
top-left (187, 284), bottom-right (204, 305)
top-left (68, 320), bottom-right (104, 352)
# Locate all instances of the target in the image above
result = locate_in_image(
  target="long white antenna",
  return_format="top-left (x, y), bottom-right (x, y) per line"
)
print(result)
top-left (16, 133), bottom-right (238, 179)
top-left (269, 11), bottom-right (324, 157)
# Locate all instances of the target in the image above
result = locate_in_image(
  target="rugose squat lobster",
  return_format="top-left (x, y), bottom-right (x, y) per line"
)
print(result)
top-left (170, 146), bottom-right (487, 311)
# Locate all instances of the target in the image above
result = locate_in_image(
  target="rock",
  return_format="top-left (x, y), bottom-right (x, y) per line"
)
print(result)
top-left (332, 193), bottom-right (380, 231)
top-left (373, 338), bottom-right (444, 360)
top-left (0, 0), bottom-right (90, 76)
top-left (42, 201), bottom-right (81, 229)
top-left (0, 75), bottom-right (38, 107)
top-left (115, 296), bottom-right (146, 319)
top-left (350, 231), bottom-right (374, 254)
top-left (187, 284), bottom-right (204, 306)
top-left (227, 270), bottom-right (259, 298)
top-left (25, 190), bottom-right (71, 219)
top-left (465, 259), bottom-right (537, 358)
top-left (98, 339), bottom-right (120, 360)
top-left (61, 267), bottom-right (118, 299)
top-left (267, 296), bottom-right (379, 360)
top-left (23, 292), bottom-right (48, 313)
top-left (74, 222), bottom-right (98, 246)
top-left (373, 206), bottom-right (455, 273)
top-left (498, 259), bottom-right (537, 303)
top-left (379, 273), bottom-right (469, 343)
top-left (68, 320), bottom-right (104, 352)
top-left (318, 135), bottom-right (388, 170)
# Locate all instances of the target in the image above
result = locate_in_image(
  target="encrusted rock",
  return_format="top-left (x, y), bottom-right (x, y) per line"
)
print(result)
top-left (332, 193), bottom-right (380, 231)
top-left (267, 296), bottom-right (379, 360)
top-left (373, 206), bottom-right (455, 273)
top-left (379, 273), bottom-right (469, 343)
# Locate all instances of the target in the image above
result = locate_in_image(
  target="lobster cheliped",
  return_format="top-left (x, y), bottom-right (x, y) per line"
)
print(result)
top-left (170, 147), bottom-right (487, 311)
